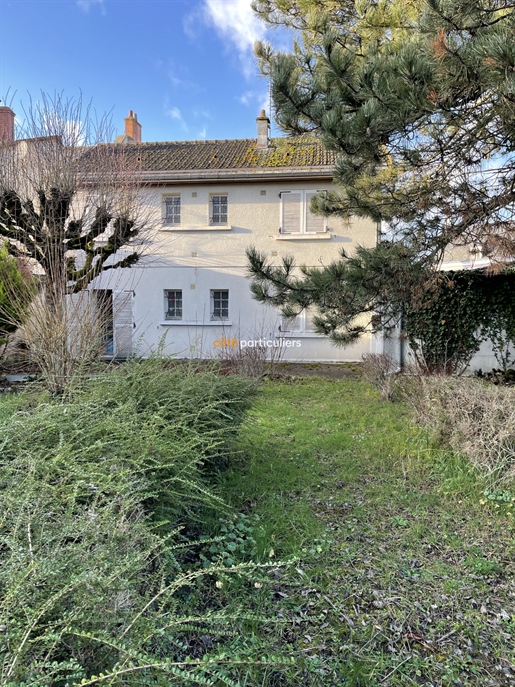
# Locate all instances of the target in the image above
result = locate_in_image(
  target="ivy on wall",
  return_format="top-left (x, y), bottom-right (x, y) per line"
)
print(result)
top-left (403, 271), bottom-right (515, 374)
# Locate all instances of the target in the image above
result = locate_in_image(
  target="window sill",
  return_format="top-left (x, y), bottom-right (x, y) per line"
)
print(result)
top-left (160, 225), bottom-right (233, 232)
top-left (275, 233), bottom-right (332, 241)
top-left (278, 332), bottom-right (324, 338)
top-left (160, 321), bottom-right (232, 327)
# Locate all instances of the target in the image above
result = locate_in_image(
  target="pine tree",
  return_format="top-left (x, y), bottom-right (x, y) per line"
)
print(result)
top-left (249, 0), bottom-right (515, 348)
top-left (256, 0), bottom-right (515, 260)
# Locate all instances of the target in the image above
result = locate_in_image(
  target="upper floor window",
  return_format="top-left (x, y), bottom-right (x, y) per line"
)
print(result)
top-left (164, 195), bottom-right (181, 225)
top-left (210, 194), bottom-right (228, 225)
top-left (211, 289), bottom-right (229, 320)
top-left (280, 190), bottom-right (327, 234)
top-left (164, 289), bottom-right (183, 320)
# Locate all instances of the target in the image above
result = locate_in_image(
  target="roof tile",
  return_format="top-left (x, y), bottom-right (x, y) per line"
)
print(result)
top-left (114, 137), bottom-right (336, 171)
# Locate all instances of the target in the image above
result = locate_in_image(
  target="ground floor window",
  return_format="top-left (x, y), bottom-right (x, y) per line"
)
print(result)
top-left (279, 310), bottom-right (317, 334)
top-left (211, 289), bottom-right (229, 320)
top-left (165, 289), bottom-right (183, 319)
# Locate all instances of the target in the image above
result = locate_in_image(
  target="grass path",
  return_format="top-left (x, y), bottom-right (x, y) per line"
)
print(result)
top-left (220, 376), bottom-right (515, 686)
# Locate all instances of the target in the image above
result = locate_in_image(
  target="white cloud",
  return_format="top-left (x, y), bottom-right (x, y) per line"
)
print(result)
top-left (168, 73), bottom-right (183, 88)
top-left (197, 127), bottom-right (207, 139)
top-left (202, 0), bottom-right (265, 78)
top-left (193, 108), bottom-right (211, 119)
top-left (167, 70), bottom-right (200, 92)
top-left (239, 90), bottom-right (255, 106)
top-left (158, 58), bottom-right (201, 92)
top-left (166, 106), bottom-right (188, 132)
top-left (167, 106), bottom-right (183, 121)
top-left (76, 0), bottom-right (106, 15)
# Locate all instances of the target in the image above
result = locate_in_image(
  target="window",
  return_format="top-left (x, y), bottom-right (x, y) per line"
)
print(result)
top-left (279, 313), bottom-right (302, 333)
top-left (164, 290), bottom-right (182, 320)
top-left (279, 310), bottom-right (318, 334)
top-left (164, 195), bottom-right (181, 225)
top-left (210, 194), bottom-right (228, 225)
top-left (280, 190), bottom-right (327, 234)
top-left (211, 290), bottom-right (229, 320)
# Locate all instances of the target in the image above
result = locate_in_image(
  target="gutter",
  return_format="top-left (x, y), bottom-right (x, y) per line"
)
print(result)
top-left (137, 166), bottom-right (335, 185)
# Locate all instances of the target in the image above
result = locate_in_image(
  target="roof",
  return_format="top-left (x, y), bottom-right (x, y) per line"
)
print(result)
top-left (120, 137), bottom-right (336, 171)
top-left (96, 136), bottom-right (337, 184)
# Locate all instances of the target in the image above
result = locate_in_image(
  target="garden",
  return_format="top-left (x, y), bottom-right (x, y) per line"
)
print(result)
top-left (0, 360), bottom-right (514, 686)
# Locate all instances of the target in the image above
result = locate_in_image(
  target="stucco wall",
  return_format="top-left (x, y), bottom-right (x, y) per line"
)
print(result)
top-left (94, 179), bottom-right (378, 362)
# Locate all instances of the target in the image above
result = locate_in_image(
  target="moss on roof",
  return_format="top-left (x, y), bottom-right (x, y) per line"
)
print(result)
top-left (113, 136), bottom-right (336, 172)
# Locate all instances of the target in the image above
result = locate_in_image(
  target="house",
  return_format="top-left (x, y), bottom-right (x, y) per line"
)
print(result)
top-left (2, 103), bottom-right (510, 371)
top-left (91, 110), bottom-right (379, 362)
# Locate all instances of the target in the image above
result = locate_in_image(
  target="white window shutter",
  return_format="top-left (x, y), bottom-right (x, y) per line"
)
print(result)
top-left (113, 290), bottom-right (134, 358)
top-left (280, 315), bottom-right (301, 332)
top-left (305, 191), bottom-right (326, 233)
top-left (281, 191), bottom-right (302, 233)
top-left (66, 291), bottom-right (92, 357)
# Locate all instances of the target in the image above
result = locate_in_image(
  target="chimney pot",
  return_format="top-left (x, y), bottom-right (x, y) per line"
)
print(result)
top-left (0, 106), bottom-right (15, 142)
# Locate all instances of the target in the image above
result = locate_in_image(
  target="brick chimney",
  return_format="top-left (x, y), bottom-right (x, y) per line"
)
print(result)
top-left (124, 110), bottom-right (142, 142)
top-left (256, 109), bottom-right (270, 150)
top-left (0, 106), bottom-right (15, 142)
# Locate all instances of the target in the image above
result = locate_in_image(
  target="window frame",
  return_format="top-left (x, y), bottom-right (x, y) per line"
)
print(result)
top-left (279, 190), bottom-right (327, 235)
top-left (163, 194), bottom-right (181, 226)
top-left (164, 289), bottom-right (183, 320)
top-left (209, 194), bottom-right (228, 226)
top-left (210, 289), bottom-right (229, 321)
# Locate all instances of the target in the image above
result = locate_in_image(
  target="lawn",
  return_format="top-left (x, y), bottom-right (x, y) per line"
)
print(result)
top-left (219, 375), bottom-right (515, 686)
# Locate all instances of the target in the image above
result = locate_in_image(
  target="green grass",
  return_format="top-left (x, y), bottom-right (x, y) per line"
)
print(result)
top-left (217, 376), bottom-right (515, 686)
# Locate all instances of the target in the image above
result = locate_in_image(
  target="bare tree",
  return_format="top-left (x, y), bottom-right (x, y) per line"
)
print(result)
top-left (0, 93), bottom-right (153, 391)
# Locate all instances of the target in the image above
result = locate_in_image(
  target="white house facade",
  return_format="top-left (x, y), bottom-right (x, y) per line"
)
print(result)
top-left (93, 111), bottom-right (379, 362)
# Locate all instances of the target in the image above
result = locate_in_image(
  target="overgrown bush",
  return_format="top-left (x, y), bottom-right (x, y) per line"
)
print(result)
top-left (0, 360), bottom-right (278, 686)
top-left (404, 375), bottom-right (515, 483)
top-left (85, 357), bottom-right (257, 472)
top-left (213, 328), bottom-right (286, 380)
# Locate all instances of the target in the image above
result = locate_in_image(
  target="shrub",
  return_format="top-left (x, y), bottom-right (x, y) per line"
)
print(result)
top-left (84, 357), bottom-right (258, 471)
top-left (0, 361), bottom-right (272, 686)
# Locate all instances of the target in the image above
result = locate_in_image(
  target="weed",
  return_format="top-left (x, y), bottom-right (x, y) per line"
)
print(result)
top-left (403, 375), bottom-right (515, 483)
top-left (361, 352), bottom-right (398, 400)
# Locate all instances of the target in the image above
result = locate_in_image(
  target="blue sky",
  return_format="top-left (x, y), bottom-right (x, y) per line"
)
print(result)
top-left (0, 0), bottom-right (289, 142)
